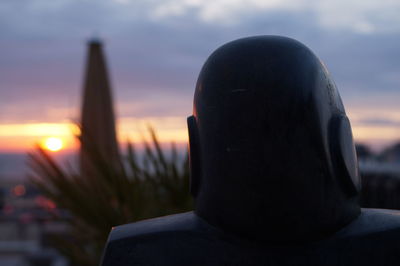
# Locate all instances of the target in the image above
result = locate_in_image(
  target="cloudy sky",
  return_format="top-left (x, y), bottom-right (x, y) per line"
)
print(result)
top-left (0, 0), bottom-right (399, 152)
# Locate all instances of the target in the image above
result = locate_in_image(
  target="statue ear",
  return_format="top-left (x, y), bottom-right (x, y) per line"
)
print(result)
top-left (187, 116), bottom-right (201, 197)
top-left (329, 115), bottom-right (361, 197)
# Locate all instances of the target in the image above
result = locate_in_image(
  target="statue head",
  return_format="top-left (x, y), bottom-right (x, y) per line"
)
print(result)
top-left (187, 36), bottom-right (360, 243)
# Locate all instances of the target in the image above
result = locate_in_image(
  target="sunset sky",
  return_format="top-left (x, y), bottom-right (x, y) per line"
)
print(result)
top-left (1, 0), bottom-right (399, 152)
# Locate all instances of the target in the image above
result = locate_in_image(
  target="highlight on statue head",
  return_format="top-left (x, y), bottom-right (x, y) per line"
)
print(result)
top-left (187, 36), bottom-right (361, 243)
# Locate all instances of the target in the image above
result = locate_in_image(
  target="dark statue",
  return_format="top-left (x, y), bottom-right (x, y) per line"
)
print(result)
top-left (101, 36), bottom-right (400, 265)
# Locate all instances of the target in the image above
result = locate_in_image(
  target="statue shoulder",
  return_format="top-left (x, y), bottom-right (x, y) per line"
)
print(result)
top-left (107, 211), bottom-right (202, 243)
top-left (101, 212), bottom-right (220, 266)
top-left (335, 208), bottom-right (400, 239)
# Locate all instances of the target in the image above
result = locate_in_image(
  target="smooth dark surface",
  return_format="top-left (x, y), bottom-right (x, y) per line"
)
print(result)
top-left (189, 35), bottom-right (360, 243)
top-left (101, 36), bottom-right (400, 265)
top-left (102, 209), bottom-right (400, 266)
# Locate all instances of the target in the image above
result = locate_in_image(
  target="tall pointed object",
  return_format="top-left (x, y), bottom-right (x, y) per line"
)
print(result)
top-left (80, 39), bottom-right (121, 177)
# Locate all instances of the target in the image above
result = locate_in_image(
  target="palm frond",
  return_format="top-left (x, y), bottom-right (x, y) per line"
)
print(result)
top-left (28, 127), bottom-right (192, 266)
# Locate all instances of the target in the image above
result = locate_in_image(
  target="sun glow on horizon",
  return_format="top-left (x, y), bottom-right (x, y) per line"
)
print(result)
top-left (0, 111), bottom-right (399, 153)
top-left (42, 137), bottom-right (64, 152)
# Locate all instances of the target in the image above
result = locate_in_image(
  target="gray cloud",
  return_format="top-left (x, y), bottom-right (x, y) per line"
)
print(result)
top-left (355, 118), bottom-right (400, 127)
top-left (0, 1), bottom-right (399, 123)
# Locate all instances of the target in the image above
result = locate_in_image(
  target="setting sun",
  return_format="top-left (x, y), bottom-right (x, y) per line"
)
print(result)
top-left (42, 137), bottom-right (64, 152)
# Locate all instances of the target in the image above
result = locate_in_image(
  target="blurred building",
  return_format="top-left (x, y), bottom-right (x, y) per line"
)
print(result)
top-left (80, 39), bottom-right (121, 178)
top-left (357, 142), bottom-right (400, 209)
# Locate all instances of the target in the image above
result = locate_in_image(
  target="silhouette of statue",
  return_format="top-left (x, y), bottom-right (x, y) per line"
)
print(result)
top-left (101, 36), bottom-right (400, 266)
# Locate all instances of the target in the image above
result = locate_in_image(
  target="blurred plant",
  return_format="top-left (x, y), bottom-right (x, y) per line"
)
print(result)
top-left (28, 127), bottom-right (192, 266)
